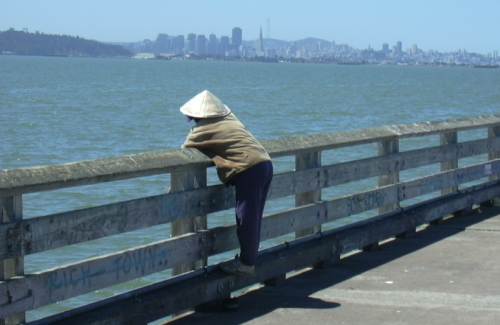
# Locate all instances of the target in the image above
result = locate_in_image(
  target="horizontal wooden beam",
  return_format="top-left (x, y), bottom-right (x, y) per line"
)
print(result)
top-left (0, 232), bottom-right (212, 317)
top-left (321, 137), bottom-right (492, 188)
top-left (28, 180), bottom-right (500, 325)
top-left (2, 159), bottom-right (499, 317)
top-left (2, 115), bottom-right (499, 196)
top-left (0, 150), bottom-right (212, 198)
top-left (265, 114), bottom-right (500, 157)
top-left (1, 138), bottom-right (496, 260)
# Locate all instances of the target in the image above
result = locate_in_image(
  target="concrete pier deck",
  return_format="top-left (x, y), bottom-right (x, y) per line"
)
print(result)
top-left (170, 206), bottom-right (500, 325)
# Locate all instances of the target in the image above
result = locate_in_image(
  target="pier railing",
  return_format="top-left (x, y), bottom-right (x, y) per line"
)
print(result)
top-left (2, 115), bottom-right (500, 324)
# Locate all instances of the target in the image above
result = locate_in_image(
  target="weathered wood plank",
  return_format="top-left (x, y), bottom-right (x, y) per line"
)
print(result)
top-left (378, 138), bottom-right (400, 213)
top-left (1, 137), bottom-right (497, 260)
top-left (2, 159), bottom-right (499, 317)
top-left (429, 131), bottom-right (459, 225)
top-left (9, 184), bottom-right (232, 258)
top-left (334, 181), bottom-right (500, 253)
top-left (400, 160), bottom-right (500, 200)
top-left (29, 181), bottom-right (500, 325)
top-left (265, 115), bottom-right (500, 156)
top-left (0, 232), bottom-right (211, 318)
top-left (488, 126), bottom-right (500, 206)
top-left (295, 151), bottom-right (321, 237)
top-left (171, 168), bottom-right (207, 275)
top-left (489, 126), bottom-right (500, 181)
top-left (440, 132), bottom-right (458, 195)
top-left (321, 137), bottom-right (493, 188)
top-left (0, 149), bottom-right (211, 198)
top-left (2, 116), bottom-right (500, 196)
top-left (0, 195), bottom-right (24, 325)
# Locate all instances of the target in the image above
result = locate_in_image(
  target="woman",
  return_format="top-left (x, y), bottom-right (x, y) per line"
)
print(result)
top-left (181, 90), bottom-right (273, 275)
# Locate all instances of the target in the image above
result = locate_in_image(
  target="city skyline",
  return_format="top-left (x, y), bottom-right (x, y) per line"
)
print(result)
top-left (90, 25), bottom-right (492, 67)
top-left (4, 25), bottom-right (496, 57)
top-left (2, 25), bottom-right (498, 67)
top-left (121, 26), bottom-right (497, 58)
top-left (143, 31), bottom-right (494, 55)
top-left (1, 0), bottom-right (500, 54)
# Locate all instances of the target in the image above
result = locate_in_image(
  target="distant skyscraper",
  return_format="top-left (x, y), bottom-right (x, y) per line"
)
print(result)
top-left (382, 43), bottom-right (389, 54)
top-left (219, 36), bottom-right (230, 56)
top-left (410, 44), bottom-right (419, 55)
top-left (231, 27), bottom-right (242, 50)
top-left (208, 34), bottom-right (218, 56)
top-left (187, 33), bottom-right (196, 53)
top-left (155, 34), bottom-right (171, 53)
top-left (196, 34), bottom-right (207, 55)
top-left (172, 35), bottom-right (185, 54)
top-left (257, 26), bottom-right (265, 56)
top-left (395, 41), bottom-right (403, 54)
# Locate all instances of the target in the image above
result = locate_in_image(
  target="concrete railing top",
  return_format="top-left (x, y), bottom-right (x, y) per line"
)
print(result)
top-left (1, 114), bottom-right (500, 196)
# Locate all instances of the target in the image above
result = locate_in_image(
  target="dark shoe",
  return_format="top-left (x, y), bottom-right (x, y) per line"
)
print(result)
top-left (219, 258), bottom-right (255, 276)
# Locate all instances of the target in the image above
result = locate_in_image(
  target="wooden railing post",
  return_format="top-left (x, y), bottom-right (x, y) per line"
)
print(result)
top-left (378, 138), bottom-right (400, 214)
top-left (365, 138), bottom-right (400, 249)
top-left (440, 131), bottom-right (458, 195)
top-left (430, 131), bottom-right (459, 224)
top-left (170, 168), bottom-right (207, 275)
top-left (488, 125), bottom-right (500, 205)
top-left (295, 151), bottom-right (321, 238)
top-left (378, 138), bottom-right (410, 239)
top-left (0, 195), bottom-right (24, 325)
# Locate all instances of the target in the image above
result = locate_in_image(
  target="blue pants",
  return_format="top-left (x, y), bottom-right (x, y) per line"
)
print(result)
top-left (231, 161), bottom-right (273, 266)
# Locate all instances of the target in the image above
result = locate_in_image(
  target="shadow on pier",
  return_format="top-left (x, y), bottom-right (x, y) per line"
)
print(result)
top-left (170, 206), bottom-right (500, 325)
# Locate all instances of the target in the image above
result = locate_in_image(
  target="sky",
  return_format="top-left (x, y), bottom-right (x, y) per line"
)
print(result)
top-left (2, 0), bottom-right (499, 53)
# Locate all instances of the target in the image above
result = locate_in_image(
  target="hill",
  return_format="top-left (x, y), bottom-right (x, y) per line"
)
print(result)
top-left (294, 37), bottom-right (333, 50)
top-left (243, 37), bottom-right (334, 51)
top-left (243, 38), bottom-right (290, 50)
top-left (0, 29), bottom-right (131, 57)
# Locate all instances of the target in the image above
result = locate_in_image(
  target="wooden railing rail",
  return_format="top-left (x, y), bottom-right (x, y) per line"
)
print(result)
top-left (31, 180), bottom-right (500, 325)
top-left (2, 158), bottom-right (500, 317)
top-left (0, 137), bottom-right (496, 261)
top-left (2, 114), bottom-right (500, 197)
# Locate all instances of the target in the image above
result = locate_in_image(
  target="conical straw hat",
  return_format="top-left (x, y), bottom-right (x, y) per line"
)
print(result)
top-left (179, 90), bottom-right (231, 118)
